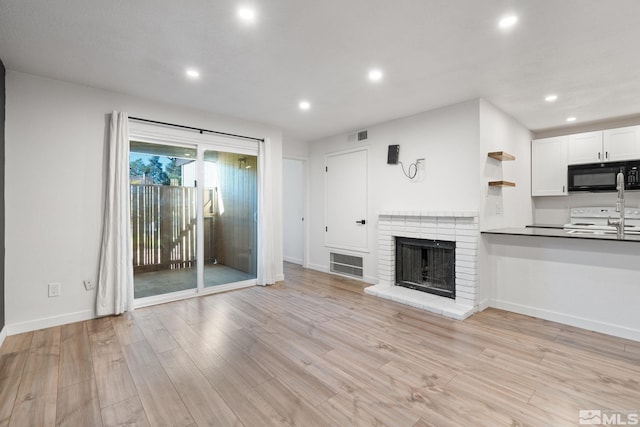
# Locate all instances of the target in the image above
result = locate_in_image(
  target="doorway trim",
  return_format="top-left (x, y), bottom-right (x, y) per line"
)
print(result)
top-left (283, 155), bottom-right (309, 269)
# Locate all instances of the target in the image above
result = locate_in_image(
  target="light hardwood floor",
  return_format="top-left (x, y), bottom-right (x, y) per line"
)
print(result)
top-left (1, 262), bottom-right (639, 426)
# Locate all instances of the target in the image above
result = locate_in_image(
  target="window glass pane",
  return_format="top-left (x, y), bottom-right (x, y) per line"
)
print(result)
top-left (203, 150), bottom-right (257, 287)
top-left (130, 140), bottom-right (197, 298)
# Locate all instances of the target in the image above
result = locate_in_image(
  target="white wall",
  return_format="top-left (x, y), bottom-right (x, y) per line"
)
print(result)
top-left (478, 100), bottom-right (533, 308)
top-left (283, 137), bottom-right (309, 159)
top-left (308, 99), bottom-right (481, 283)
top-left (5, 71), bottom-right (284, 333)
top-left (478, 99), bottom-right (533, 231)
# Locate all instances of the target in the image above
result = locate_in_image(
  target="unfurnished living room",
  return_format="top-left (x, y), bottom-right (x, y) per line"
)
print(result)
top-left (1, 1), bottom-right (640, 426)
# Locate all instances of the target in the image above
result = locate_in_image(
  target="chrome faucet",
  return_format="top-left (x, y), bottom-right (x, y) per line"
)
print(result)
top-left (608, 171), bottom-right (625, 237)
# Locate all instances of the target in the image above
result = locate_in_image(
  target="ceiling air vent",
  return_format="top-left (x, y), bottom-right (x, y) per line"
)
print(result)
top-left (347, 129), bottom-right (368, 143)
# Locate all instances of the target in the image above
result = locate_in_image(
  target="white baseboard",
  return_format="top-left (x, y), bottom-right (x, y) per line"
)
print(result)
top-left (363, 275), bottom-right (378, 285)
top-left (7, 309), bottom-right (95, 335)
top-left (283, 256), bottom-right (303, 265)
top-left (477, 298), bottom-right (491, 312)
top-left (492, 299), bottom-right (640, 342)
top-left (0, 326), bottom-right (7, 349)
top-left (307, 263), bottom-right (329, 273)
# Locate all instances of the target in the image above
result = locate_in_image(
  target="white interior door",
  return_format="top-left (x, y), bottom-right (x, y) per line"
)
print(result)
top-left (325, 148), bottom-right (368, 251)
top-left (283, 158), bottom-right (305, 265)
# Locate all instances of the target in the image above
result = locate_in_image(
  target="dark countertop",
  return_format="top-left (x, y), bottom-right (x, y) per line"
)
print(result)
top-left (525, 224), bottom-right (565, 229)
top-left (482, 227), bottom-right (640, 242)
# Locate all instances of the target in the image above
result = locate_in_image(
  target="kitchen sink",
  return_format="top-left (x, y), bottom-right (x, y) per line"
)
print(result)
top-left (566, 229), bottom-right (612, 235)
top-left (565, 229), bottom-right (640, 235)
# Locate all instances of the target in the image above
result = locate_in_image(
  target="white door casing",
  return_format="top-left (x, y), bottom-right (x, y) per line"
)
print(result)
top-left (283, 158), bottom-right (305, 265)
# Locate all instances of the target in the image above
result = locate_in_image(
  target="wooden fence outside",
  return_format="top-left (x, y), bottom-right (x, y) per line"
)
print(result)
top-left (130, 184), bottom-right (197, 273)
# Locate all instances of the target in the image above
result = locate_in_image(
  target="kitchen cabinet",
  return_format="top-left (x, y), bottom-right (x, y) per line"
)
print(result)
top-left (567, 126), bottom-right (640, 164)
top-left (568, 131), bottom-right (603, 164)
top-left (604, 125), bottom-right (640, 162)
top-left (531, 136), bottom-right (568, 196)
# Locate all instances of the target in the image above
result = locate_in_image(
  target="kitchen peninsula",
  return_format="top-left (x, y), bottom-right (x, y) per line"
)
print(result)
top-left (482, 228), bottom-right (640, 341)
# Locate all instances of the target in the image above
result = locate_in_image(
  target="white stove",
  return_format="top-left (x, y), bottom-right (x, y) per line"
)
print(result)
top-left (564, 206), bottom-right (640, 234)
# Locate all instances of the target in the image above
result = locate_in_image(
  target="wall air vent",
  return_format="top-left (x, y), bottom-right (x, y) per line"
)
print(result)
top-left (347, 129), bottom-right (368, 143)
top-left (330, 252), bottom-right (364, 279)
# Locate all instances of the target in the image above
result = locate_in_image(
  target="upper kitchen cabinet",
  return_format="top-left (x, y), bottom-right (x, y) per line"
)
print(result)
top-left (603, 125), bottom-right (640, 162)
top-left (567, 126), bottom-right (640, 165)
top-left (568, 131), bottom-right (603, 164)
top-left (532, 136), bottom-right (568, 196)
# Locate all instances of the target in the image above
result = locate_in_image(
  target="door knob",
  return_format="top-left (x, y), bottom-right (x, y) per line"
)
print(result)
top-left (356, 219), bottom-right (366, 225)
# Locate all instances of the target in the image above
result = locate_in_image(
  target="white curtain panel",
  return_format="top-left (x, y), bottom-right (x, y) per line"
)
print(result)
top-left (96, 111), bottom-right (134, 315)
top-left (257, 138), bottom-right (276, 285)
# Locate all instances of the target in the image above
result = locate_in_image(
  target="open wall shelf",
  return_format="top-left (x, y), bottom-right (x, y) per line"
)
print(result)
top-left (487, 151), bottom-right (516, 187)
top-left (488, 151), bottom-right (515, 161)
top-left (488, 180), bottom-right (516, 187)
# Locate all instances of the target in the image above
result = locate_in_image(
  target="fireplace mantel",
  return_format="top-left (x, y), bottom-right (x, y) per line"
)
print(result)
top-left (364, 211), bottom-right (478, 320)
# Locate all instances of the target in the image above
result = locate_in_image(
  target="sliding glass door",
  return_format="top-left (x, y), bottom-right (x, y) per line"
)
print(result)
top-left (203, 150), bottom-right (257, 288)
top-left (130, 141), bottom-right (198, 299)
top-left (129, 138), bottom-right (258, 303)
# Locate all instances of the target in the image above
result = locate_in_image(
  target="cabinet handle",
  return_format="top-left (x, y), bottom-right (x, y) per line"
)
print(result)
top-left (563, 185), bottom-right (565, 193)
top-left (606, 151), bottom-right (609, 159)
top-left (598, 152), bottom-right (601, 160)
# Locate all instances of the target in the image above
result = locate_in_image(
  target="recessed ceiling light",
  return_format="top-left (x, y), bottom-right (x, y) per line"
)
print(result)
top-left (368, 69), bottom-right (383, 82)
top-left (545, 94), bottom-right (558, 102)
top-left (237, 7), bottom-right (256, 23)
top-left (185, 153), bottom-right (191, 156)
top-left (499, 15), bottom-right (518, 29)
top-left (185, 68), bottom-right (200, 79)
top-left (299, 100), bottom-right (311, 111)
top-left (566, 117), bottom-right (577, 122)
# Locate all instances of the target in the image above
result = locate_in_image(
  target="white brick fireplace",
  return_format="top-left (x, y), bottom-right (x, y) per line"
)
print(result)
top-left (364, 211), bottom-right (479, 320)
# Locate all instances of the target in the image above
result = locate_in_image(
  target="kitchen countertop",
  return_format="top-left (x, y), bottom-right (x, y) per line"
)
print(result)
top-left (482, 226), bottom-right (640, 242)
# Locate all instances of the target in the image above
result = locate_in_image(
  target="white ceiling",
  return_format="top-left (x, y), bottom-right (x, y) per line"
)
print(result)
top-left (1, 0), bottom-right (640, 141)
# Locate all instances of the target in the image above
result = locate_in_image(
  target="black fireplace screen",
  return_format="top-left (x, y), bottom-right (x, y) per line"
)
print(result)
top-left (395, 237), bottom-right (455, 299)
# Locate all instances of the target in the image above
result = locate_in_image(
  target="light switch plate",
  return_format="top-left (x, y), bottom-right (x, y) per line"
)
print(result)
top-left (48, 282), bottom-right (61, 297)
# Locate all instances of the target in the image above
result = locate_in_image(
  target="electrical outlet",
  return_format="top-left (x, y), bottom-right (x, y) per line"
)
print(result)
top-left (48, 282), bottom-right (61, 297)
top-left (83, 279), bottom-right (96, 290)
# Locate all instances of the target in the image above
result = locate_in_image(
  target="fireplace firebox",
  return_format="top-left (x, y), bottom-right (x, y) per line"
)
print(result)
top-left (395, 237), bottom-right (455, 299)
